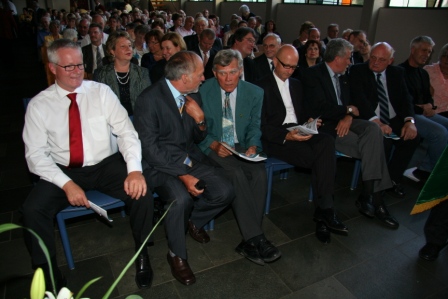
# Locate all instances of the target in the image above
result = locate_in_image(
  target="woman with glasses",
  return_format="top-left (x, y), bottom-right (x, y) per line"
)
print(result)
top-left (94, 31), bottom-right (151, 116)
top-left (150, 32), bottom-right (186, 83)
top-left (141, 29), bottom-right (164, 74)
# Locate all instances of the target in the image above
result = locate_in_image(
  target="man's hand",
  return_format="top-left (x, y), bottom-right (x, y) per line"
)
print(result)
top-left (62, 180), bottom-right (90, 208)
top-left (178, 174), bottom-right (204, 197)
top-left (307, 118), bottom-right (322, 128)
top-left (417, 103), bottom-right (436, 117)
top-left (372, 119), bottom-right (392, 135)
top-left (245, 145), bottom-right (257, 156)
top-left (210, 141), bottom-right (233, 157)
top-left (336, 115), bottom-right (353, 137)
top-left (401, 122), bottom-right (418, 140)
top-left (285, 129), bottom-right (313, 141)
top-left (185, 96), bottom-right (205, 123)
top-left (124, 171), bottom-right (147, 200)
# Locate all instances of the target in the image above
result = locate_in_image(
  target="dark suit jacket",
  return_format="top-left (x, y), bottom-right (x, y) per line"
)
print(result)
top-left (149, 59), bottom-right (166, 83)
top-left (133, 79), bottom-right (207, 179)
top-left (302, 62), bottom-right (351, 136)
top-left (399, 59), bottom-right (434, 114)
top-left (350, 63), bottom-right (414, 128)
top-left (351, 51), bottom-right (363, 65)
top-left (184, 34), bottom-right (223, 53)
top-left (243, 57), bottom-right (258, 84)
top-left (198, 77), bottom-right (264, 155)
top-left (256, 73), bottom-right (308, 149)
top-left (323, 37), bottom-right (330, 45)
top-left (192, 47), bottom-right (218, 80)
top-left (82, 43), bottom-right (105, 75)
top-left (253, 54), bottom-right (272, 81)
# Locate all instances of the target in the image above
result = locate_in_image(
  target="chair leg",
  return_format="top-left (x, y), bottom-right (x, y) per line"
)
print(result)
top-left (56, 214), bottom-right (75, 270)
top-left (308, 184), bottom-right (314, 202)
top-left (265, 166), bottom-right (274, 215)
top-left (204, 219), bottom-right (215, 231)
top-left (350, 160), bottom-right (362, 190)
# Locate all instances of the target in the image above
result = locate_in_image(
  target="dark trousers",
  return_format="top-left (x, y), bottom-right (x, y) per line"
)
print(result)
top-left (265, 133), bottom-right (336, 209)
top-left (424, 200), bottom-right (448, 246)
top-left (385, 117), bottom-right (421, 183)
top-left (208, 147), bottom-right (266, 241)
top-left (21, 153), bottom-right (154, 266)
top-left (147, 161), bottom-right (234, 260)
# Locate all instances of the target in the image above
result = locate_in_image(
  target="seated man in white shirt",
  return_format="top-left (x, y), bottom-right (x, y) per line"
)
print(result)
top-left (22, 39), bottom-right (154, 292)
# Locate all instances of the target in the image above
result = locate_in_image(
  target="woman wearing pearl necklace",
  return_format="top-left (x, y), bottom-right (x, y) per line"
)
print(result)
top-left (94, 31), bottom-right (151, 116)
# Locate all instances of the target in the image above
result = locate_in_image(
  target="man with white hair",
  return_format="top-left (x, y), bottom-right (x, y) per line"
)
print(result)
top-left (184, 16), bottom-right (222, 52)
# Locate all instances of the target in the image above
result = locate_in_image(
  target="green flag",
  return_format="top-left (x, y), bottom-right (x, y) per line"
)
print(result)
top-left (411, 146), bottom-right (448, 215)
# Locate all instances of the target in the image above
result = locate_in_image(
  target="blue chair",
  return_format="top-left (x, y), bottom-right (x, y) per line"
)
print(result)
top-left (56, 191), bottom-right (126, 270)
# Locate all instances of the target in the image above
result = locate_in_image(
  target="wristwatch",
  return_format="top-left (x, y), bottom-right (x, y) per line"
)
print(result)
top-left (347, 106), bottom-right (353, 114)
top-left (197, 120), bottom-right (206, 126)
top-left (404, 118), bottom-right (415, 124)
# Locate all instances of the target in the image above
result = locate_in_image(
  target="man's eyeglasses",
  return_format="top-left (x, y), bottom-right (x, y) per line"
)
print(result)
top-left (55, 63), bottom-right (85, 71)
top-left (243, 38), bottom-right (256, 44)
top-left (275, 57), bottom-right (298, 70)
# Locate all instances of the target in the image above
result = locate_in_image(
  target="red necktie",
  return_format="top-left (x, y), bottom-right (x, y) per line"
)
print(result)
top-left (67, 93), bottom-right (84, 168)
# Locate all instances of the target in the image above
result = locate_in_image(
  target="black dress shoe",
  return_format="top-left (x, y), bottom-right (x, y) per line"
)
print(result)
top-left (356, 195), bottom-right (375, 218)
top-left (315, 221), bottom-right (331, 244)
top-left (188, 220), bottom-right (210, 244)
top-left (313, 208), bottom-right (348, 233)
top-left (167, 253), bottom-right (196, 285)
top-left (386, 182), bottom-right (406, 198)
top-left (235, 240), bottom-right (264, 265)
top-left (256, 239), bottom-right (281, 263)
top-left (135, 253), bottom-right (153, 289)
top-left (419, 243), bottom-right (443, 261)
top-left (374, 204), bottom-right (399, 229)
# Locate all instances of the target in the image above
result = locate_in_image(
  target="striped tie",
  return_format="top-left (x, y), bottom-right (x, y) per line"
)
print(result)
top-left (222, 92), bottom-right (234, 148)
top-left (376, 73), bottom-right (390, 124)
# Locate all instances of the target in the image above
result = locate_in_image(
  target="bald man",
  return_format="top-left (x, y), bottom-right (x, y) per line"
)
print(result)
top-left (256, 45), bottom-right (346, 244)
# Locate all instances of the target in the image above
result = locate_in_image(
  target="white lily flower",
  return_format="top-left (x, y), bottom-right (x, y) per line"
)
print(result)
top-left (44, 287), bottom-right (75, 299)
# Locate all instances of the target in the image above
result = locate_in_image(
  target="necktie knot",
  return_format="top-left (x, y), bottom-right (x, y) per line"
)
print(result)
top-left (67, 93), bottom-right (77, 102)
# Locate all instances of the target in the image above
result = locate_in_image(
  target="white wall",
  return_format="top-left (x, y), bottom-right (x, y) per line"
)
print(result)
top-left (374, 8), bottom-right (448, 64)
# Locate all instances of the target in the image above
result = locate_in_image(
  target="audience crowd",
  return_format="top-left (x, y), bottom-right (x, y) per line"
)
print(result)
top-left (3, 0), bottom-right (447, 293)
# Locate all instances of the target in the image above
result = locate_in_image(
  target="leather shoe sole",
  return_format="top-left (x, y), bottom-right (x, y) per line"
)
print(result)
top-left (419, 243), bottom-right (443, 261)
top-left (188, 220), bottom-right (210, 244)
top-left (315, 222), bottom-right (331, 244)
top-left (235, 241), bottom-right (265, 266)
top-left (167, 253), bottom-right (196, 285)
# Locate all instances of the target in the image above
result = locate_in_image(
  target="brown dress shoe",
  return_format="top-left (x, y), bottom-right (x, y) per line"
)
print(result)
top-left (188, 220), bottom-right (210, 243)
top-left (167, 253), bottom-right (196, 285)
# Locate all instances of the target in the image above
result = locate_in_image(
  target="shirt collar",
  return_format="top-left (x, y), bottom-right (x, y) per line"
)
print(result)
top-left (55, 81), bottom-right (86, 99)
top-left (165, 78), bottom-right (182, 99)
top-left (325, 62), bottom-right (338, 77)
top-left (273, 71), bottom-right (288, 88)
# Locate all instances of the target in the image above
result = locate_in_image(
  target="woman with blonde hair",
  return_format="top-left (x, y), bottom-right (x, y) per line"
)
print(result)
top-left (150, 32), bottom-right (186, 82)
top-left (94, 31), bottom-right (151, 116)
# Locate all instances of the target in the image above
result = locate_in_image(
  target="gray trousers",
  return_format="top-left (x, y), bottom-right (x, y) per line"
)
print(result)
top-left (335, 119), bottom-right (392, 193)
top-left (208, 149), bottom-right (266, 241)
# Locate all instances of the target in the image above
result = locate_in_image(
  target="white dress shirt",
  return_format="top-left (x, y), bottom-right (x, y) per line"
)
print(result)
top-left (274, 72), bottom-right (298, 124)
top-left (23, 81), bottom-right (142, 189)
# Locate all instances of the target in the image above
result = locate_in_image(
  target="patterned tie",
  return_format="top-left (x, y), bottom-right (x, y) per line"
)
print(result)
top-left (271, 61), bottom-right (275, 72)
top-left (177, 95), bottom-right (185, 115)
top-left (221, 92), bottom-right (234, 148)
top-left (96, 46), bottom-right (102, 69)
top-left (203, 51), bottom-right (208, 67)
top-left (333, 74), bottom-right (342, 105)
top-left (376, 73), bottom-right (390, 124)
top-left (67, 93), bottom-right (84, 168)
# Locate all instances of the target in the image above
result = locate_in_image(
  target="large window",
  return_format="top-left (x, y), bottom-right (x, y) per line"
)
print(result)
top-left (283, 0), bottom-right (363, 5)
top-left (389, 0), bottom-right (447, 7)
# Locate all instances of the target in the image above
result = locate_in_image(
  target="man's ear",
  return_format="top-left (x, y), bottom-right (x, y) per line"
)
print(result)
top-left (48, 62), bottom-right (57, 75)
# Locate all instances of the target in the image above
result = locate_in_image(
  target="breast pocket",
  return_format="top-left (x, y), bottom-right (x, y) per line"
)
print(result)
top-left (88, 116), bottom-right (109, 140)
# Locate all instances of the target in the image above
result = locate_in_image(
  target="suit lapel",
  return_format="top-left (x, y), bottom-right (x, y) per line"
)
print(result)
top-left (320, 63), bottom-right (338, 105)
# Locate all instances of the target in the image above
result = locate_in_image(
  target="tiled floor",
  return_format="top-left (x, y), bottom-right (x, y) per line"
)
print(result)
top-left (1, 37), bottom-right (447, 299)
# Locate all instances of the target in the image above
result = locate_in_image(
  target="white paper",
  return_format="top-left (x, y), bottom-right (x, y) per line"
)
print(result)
top-left (287, 117), bottom-right (320, 135)
top-left (221, 143), bottom-right (267, 162)
top-left (384, 132), bottom-right (400, 140)
top-left (88, 200), bottom-right (113, 222)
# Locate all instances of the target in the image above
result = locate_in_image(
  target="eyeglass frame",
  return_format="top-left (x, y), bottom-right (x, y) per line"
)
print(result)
top-left (55, 63), bottom-right (85, 71)
top-left (275, 57), bottom-right (298, 70)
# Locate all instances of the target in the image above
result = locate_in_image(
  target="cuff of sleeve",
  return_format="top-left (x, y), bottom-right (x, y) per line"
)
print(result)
top-left (369, 116), bottom-right (379, 121)
top-left (52, 172), bottom-right (72, 189)
top-left (126, 159), bottom-right (143, 174)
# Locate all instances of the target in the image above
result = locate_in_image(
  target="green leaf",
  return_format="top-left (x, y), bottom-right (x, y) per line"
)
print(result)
top-left (0, 223), bottom-right (57, 295)
top-left (102, 201), bottom-right (175, 299)
top-left (125, 295), bottom-right (143, 299)
top-left (75, 276), bottom-right (102, 299)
